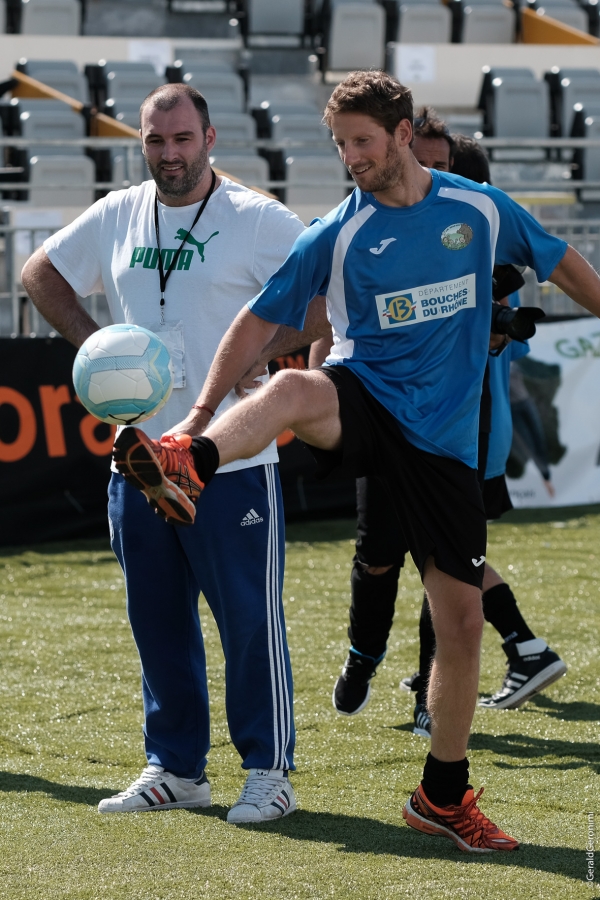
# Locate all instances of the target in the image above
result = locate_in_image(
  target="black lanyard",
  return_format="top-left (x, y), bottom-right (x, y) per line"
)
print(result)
top-left (154, 168), bottom-right (217, 324)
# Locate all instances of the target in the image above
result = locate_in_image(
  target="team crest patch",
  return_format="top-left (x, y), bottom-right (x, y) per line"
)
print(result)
top-left (441, 223), bottom-right (473, 250)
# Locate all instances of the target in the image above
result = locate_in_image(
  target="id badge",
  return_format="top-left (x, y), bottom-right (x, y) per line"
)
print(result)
top-left (144, 320), bottom-right (186, 388)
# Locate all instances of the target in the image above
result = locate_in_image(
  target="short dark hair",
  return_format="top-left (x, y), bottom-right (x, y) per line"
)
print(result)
top-left (451, 133), bottom-right (491, 185)
top-left (413, 106), bottom-right (454, 154)
top-left (323, 70), bottom-right (413, 135)
top-left (139, 83), bottom-right (210, 133)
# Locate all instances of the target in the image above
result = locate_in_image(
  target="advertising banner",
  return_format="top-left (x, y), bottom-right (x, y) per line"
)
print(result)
top-left (0, 340), bottom-right (356, 546)
top-left (506, 317), bottom-right (600, 508)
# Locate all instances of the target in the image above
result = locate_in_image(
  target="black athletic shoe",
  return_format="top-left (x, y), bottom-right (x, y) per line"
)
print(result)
top-left (479, 638), bottom-right (567, 710)
top-left (332, 650), bottom-right (378, 716)
top-left (413, 703), bottom-right (431, 738)
top-left (400, 671), bottom-right (421, 692)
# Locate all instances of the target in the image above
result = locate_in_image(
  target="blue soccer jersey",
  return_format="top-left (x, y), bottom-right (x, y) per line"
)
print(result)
top-left (486, 293), bottom-right (530, 480)
top-left (249, 170), bottom-right (567, 467)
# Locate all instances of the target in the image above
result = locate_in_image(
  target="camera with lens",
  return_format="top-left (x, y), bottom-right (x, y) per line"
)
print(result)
top-left (491, 264), bottom-right (545, 342)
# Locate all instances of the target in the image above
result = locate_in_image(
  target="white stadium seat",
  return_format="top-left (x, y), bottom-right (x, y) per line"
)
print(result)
top-left (182, 72), bottom-right (245, 113)
top-left (210, 113), bottom-right (257, 155)
top-left (462, 1), bottom-right (515, 44)
top-left (20, 0), bottom-right (81, 35)
top-left (105, 70), bottom-right (163, 105)
top-left (20, 64), bottom-right (90, 104)
top-left (397, 3), bottom-right (452, 44)
top-left (271, 114), bottom-right (333, 156)
top-left (28, 155), bottom-right (95, 206)
top-left (209, 154), bottom-right (270, 186)
top-left (247, 0), bottom-right (304, 35)
top-left (536, 0), bottom-right (588, 33)
top-left (249, 76), bottom-right (320, 115)
top-left (328, 2), bottom-right (386, 71)
top-left (285, 155), bottom-right (347, 207)
top-left (19, 102), bottom-right (86, 158)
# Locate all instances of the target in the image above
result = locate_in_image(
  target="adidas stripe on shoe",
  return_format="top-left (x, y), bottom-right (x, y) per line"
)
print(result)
top-left (227, 768), bottom-right (296, 824)
top-left (403, 783), bottom-right (519, 853)
top-left (113, 427), bottom-right (204, 526)
top-left (98, 765), bottom-right (211, 813)
top-left (479, 638), bottom-right (567, 710)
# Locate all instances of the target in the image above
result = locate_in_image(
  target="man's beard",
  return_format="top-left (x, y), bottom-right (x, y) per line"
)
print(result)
top-left (350, 136), bottom-right (404, 193)
top-left (145, 143), bottom-right (209, 198)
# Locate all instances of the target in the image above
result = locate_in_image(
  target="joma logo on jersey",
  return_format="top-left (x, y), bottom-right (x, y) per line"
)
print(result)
top-left (383, 293), bottom-right (416, 324)
top-left (375, 274), bottom-right (476, 329)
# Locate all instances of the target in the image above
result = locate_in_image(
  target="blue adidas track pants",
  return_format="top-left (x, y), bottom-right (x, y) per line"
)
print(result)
top-left (108, 463), bottom-right (294, 779)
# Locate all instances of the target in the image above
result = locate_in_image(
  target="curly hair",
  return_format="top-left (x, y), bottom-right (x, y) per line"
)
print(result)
top-left (413, 106), bottom-right (454, 153)
top-left (323, 70), bottom-right (413, 135)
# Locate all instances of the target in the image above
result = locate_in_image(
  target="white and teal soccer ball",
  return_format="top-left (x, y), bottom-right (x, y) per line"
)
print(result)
top-left (73, 324), bottom-right (174, 425)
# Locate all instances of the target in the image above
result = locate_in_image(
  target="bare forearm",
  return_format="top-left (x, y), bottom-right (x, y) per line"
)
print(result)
top-left (308, 333), bottom-right (333, 368)
top-left (198, 308), bottom-right (278, 412)
top-left (549, 245), bottom-right (600, 317)
top-left (21, 248), bottom-right (98, 347)
top-left (256, 296), bottom-right (330, 365)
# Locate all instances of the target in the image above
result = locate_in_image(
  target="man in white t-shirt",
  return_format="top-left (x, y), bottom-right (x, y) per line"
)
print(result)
top-left (22, 84), bottom-right (323, 823)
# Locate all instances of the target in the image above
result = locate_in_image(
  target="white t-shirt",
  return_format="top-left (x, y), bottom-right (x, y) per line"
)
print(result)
top-left (44, 177), bottom-right (305, 473)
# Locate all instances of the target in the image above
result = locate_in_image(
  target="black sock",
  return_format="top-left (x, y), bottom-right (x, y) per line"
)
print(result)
top-left (348, 560), bottom-right (400, 659)
top-left (417, 593), bottom-right (436, 703)
top-left (190, 436), bottom-right (220, 486)
top-left (482, 582), bottom-right (535, 644)
top-left (422, 752), bottom-right (470, 808)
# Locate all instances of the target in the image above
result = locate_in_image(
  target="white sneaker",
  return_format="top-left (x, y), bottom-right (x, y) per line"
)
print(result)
top-left (98, 765), bottom-right (211, 813)
top-left (226, 768), bottom-right (296, 824)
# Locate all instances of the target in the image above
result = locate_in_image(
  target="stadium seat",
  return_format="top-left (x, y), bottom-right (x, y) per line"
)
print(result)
top-left (18, 100), bottom-right (86, 158)
top-left (478, 67), bottom-right (537, 133)
top-left (571, 106), bottom-right (600, 194)
top-left (284, 155), bottom-right (347, 207)
top-left (20, 0), bottom-right (81, 35)
top-left (270, 114), bottom-right (334, 156)
top-left (327, 2), bottom-right (386, 71)
top-left (533, 0), bottom-right (588, 33)
top-left (110, 149), bottom-right (148, 188)
top-left (103, 99), bottom-right (141, 130)
top-left (28, 154), bottom-right (95, 206)
top-left (249, 76), bottom-right (320, 116)
top-left (397, 2), bottom-right (452, 44)
top-left (172, 46), bottom-right (240, 70)
top-left (171, 57), bottom-right (236, 77)
top-left (209, 154), bottom-right (270, 186)
top-left (461, 1), bottom-right (515, 44)
top-left (16, 60), bottom-right (90, 104)
top-left (181, 71), bottom-right (245, 112)
top-left (105, 70), bottom-right (163, 106)
top-left (210, 113), bottom-right (257, 155)
top-left (247, 0), bottom-right (304, 36)
top-left (544, 67), bottom-right (600, 136)
top-left (446, 112), bottom-right (484, 139)
top-left (487, 73), bottom-right (550, 159)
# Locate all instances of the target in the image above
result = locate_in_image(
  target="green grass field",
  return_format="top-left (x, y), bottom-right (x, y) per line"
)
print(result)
top-left (0, 511), bottom-right (598, 900)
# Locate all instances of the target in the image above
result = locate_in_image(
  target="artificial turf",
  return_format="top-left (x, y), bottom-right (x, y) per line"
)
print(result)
top-left (0, 512), bottom-right (598, 899)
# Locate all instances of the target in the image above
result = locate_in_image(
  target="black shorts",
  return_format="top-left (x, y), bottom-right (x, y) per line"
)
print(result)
top-left (308, 365), bottom-right (487, 589)
top-left (482, 474), bottom-right (513, 521)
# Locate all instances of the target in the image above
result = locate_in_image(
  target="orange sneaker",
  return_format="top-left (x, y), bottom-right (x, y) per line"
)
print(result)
top-left (402, 783), bottom-right (519, 853)
top-left (113, 428), bottom-right (204, 526)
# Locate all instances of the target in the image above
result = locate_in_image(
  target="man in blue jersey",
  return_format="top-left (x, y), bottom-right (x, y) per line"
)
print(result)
top-left (331, 131), bottom-right (566, 733)
top-left (113, 71), bottom-right (600, 852)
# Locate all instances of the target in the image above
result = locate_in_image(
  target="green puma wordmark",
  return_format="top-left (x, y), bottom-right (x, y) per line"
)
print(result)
top-left (174, 229), bottom-right (219, 262)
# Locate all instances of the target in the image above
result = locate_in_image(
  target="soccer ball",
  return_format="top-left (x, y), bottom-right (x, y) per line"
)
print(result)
top-left (73, 324), bottom-right (174, 425)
